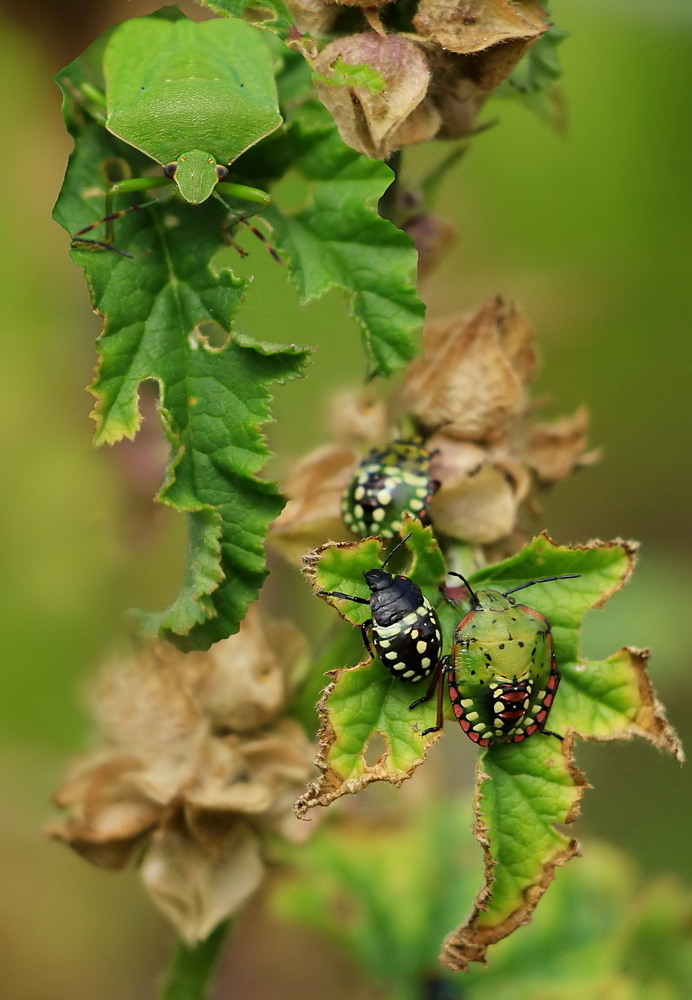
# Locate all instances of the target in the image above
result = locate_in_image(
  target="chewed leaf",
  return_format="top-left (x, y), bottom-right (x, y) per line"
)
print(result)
top-left (295, 660), bottom-right (440, 815)
top-left (300, 529), bottom-right (683, 966)
top-left (196, 0), bottom-right (294, 36)
top-left (557, 646), bottom-right (684, 756)
top-left (296, 520), bottom-right (447, 813)
top-left (265, 109), bottom-right (424, 379)
top-left (54, 77), bottom-right (309, 648)
top-left (437, 534), bottom-right (683, 970)
top-left (441, 736), bottom-right (584, 971)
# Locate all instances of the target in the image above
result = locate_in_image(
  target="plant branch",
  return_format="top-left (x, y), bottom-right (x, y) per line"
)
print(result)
top-left (157, 922), bottom-right (232, 1000)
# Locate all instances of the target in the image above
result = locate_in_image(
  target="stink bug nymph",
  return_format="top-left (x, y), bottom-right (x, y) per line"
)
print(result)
top-left (320, 534), bottom-right (442, 684)
top-left (341, 440), bottom-right (437, 540)
top-left (415, 572), bottom-right (580, 745)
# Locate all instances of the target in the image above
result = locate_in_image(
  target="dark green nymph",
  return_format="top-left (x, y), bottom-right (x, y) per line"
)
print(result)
top-left (342, 440), bottom-right (437, 539)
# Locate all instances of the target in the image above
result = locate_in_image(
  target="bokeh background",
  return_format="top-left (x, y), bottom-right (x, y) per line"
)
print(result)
top-left (1, 0), bottom-right (690, 997)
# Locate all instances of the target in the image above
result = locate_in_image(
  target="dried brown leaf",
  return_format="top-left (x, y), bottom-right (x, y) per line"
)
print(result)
top-left (403, 298), bottom-right (538, 440)
top-left (268, 445), bottom-right (357, 563)
top-left (140, 821), bottom-right (264, 944)
top-left (414, 0), bottom-right (548, 57)
top-left (524, 406), bottom-right (602, 484)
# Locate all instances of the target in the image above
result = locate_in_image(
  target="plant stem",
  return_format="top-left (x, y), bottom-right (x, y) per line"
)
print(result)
top-left (157, 921), bottom-right (232, 1000)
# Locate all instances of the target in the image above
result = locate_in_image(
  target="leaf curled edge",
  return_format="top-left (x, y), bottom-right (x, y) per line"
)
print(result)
top-left (440, 735), bottom-right (587, 972)
top-left (294, 663), bottom-right (441, 817)
top-left (568, 645), bottom-right (684, 761)
top-left (295, 535), bottom-right (443, 816)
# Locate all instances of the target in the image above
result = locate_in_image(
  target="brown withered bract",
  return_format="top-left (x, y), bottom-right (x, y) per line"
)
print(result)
top-left (48, 607), bottom-right (314, 944)
top-left (314, 34), bottom-right (440, 159)
top-left (304, 1), bottom-right (549, 156)
top-left (402, 298), bottom-right (538, 441)
top-left (523, 405), bottom-right (601, 484)
top-left (269, 392), bottom-right (389, 561)
top-left (269, 297), bottom-right (598, 559)
top-left (401, 209), bottom-right (458, 278)
top-left (413, 0), bottom-right (547, 58)
top-left (284, 0), bottom-right (338, 35)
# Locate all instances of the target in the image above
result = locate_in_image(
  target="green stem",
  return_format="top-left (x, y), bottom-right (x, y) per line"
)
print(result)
top-left (157, 921), bottom-right (232, 1000)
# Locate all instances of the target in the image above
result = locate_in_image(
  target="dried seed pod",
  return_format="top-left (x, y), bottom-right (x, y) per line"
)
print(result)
top-left (313, 34), bottom-right (440, 158)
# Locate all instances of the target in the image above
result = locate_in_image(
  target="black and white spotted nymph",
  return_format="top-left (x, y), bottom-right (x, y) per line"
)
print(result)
top-left (320, 534), bottom-right (443, 684)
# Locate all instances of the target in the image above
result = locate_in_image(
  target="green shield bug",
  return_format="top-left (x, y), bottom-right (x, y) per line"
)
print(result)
top-left (412, 572), bottom-right (580, 745)
top-left (69, 15), bottom-right (282, 251)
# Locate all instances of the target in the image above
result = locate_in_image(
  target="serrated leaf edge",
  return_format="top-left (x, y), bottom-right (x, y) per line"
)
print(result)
top-left (440, 735), bottom-right (587, 972)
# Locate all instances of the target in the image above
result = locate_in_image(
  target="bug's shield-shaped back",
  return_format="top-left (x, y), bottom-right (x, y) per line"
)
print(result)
top-left (104, 18), bottom-right (282, 166)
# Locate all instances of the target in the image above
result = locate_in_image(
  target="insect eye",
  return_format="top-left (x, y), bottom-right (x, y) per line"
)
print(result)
top-left (163, 162), bottom-right (178, 178)
top-left (215, 164), bottom-right (229, 182)
top-left (508, 596), bottom-right (516, 605)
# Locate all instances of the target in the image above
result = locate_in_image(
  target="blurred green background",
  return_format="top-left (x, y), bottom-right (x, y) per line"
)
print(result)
top-left (0, 0), bottom-right (690, 997)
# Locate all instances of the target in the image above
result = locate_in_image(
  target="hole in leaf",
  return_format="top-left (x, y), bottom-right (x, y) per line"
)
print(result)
top-left (271, 169), bottom-right (312, 214)
top-left (363, 731), bottom-right (388, 767)
top-left (194, 321), bottom-right (230, 350)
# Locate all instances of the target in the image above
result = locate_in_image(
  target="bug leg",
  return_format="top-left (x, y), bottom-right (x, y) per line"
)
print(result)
top-left (419, 658), bottom-right (448, 736)
top-left (219, 221), bottom-right (250, 257)
top-left (439, 584), bottom-right (458, 607)
top-left (71, 174), bottom-right (174, 254)
top-left (541, 728), bottom-right (564, 741)
top-left (360, 620), bottom-right (375, 658)
top-left (409, 657), bottom-right (444, 710)
top-left (67, 237), bottom-right (134, 259)
top-left (222, 215), bottom-right (282, 263)
top-left (238, 218), bottom-right (283, 264)
top-left (319, 590), bottom-right (370, 605)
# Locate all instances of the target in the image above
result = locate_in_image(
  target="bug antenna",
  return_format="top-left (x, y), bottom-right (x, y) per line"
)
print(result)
top-left (503, 574), bottom-right (581, 597)
top-left (381, 532), bottom-right (413, 570)
top-left (447, 571), bottom-right (478, 607)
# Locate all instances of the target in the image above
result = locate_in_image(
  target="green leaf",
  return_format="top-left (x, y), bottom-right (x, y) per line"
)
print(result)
top-left (441, 737), bottom-right (584, 971)
top-left (234, 101), bottom-right (424, 377)
top-left (54, 20), bottom-right (424, 642)
top-left (54, 76), bottom-right (310, 648)
top-left (265, 107), bottom-right (423, 379)
top-left (298, 530), bottom-right (683, 967)
top-left (501, 16), bottom-right (567, 127)
top-left (439, 534), bottom-right (683, 971)
top-left (296, 519), bottom-right (447, 814)
top-left (277, 802), bottom-right (692, 998)
top-left (194, 0), bottom-right (294, 36)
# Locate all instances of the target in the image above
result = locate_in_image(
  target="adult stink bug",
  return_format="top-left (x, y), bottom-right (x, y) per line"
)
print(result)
top-left (68, 15), bottom-right (282, 250)
top-left (414, 573), bottom-right (580, 745)
top-left (341, 440), bottom-right (437, 540)
top-left (321, 534), bottom-right (443, 684)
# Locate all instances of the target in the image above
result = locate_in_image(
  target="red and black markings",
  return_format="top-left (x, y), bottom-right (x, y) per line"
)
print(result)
top-left (416, 571), bottom-right (579, 744)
